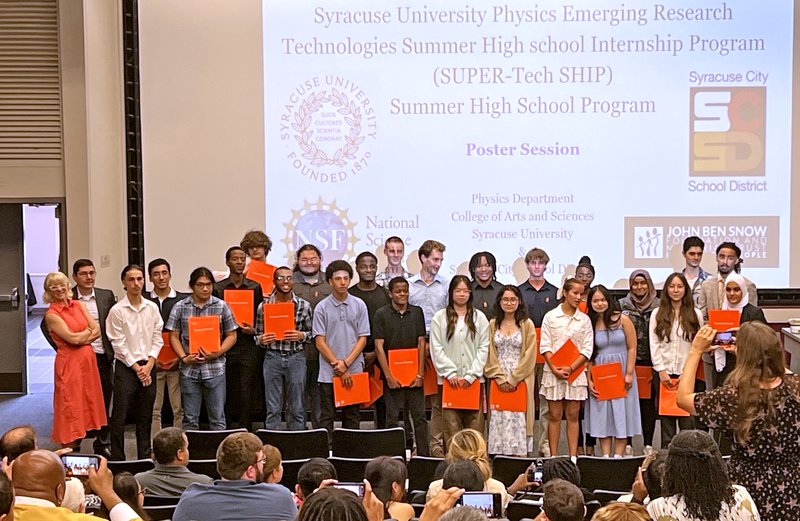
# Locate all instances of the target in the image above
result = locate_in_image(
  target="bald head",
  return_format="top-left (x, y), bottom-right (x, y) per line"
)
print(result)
top-left (11, 450), bottom-right (66, 505)
top-left (0, 426), bottom-right (36, 463)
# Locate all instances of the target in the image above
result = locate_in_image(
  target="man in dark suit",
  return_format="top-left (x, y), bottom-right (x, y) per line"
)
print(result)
top-left (71, 258), bottom-right (116, 456)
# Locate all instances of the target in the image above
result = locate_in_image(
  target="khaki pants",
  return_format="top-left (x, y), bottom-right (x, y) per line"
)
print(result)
top-left (535, 364), bottom-right (549, 454)
top-left (440, 384), bottom-right (485, 452)
top-left (151, 369), bottom-right (183, 439)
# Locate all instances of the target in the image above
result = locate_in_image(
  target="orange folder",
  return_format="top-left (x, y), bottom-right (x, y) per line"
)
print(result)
top-left (247, 260), bottom-right (276, 294)
top-left (388, 348), bottom-right (419, 387)
top-left (658, 379), bottom-right (690, 417)
top-left (423, 363), bottom-right (439, 396)
top-left (548, 339), bottom-right (585, 384)
top-left (333, 372), bottom-right (371, 407)
top-left (365, 366), bottom-right (384, 407)
top-left (635, 366), bottom-right (652, 399)
top-left (709, 309), bottom-right (740, 331)
top-left (535, 327), bottom-right (544, 364)
top-left (157, 332), bottom-right (178, 364)
top-left (188, 315), bottom-right (220, 354)
top-left (262, 302), bottom-right (295, 340)
top-left (442, 380), bottom-right (480, 410)
top-left (489, 380), bottom-right (527, 412)
top-left (590, 362), bottom-right (627, 401)
top-left (223, 289), bottom-right (254, 327)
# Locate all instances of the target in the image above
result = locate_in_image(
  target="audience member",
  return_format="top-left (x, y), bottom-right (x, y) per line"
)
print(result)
top-left (295, 458), bottom-right (337, 502)
top-left (106, 264), bottom-right (163, 460)
top-left (376, 236), bottom-right (414, 287)
top-left (646, 430), bottom-right (759, 520)
top-left (108, 472), bottom-right (148, 521)
top-left (440, 506), bottom-right (488, 521)
top-left (617, 450), bottom-right (666, 504)
top-left (679, 322), bottom-right (800, 519)
top-left (365, 456), bottom-right (415, 521)
top-left (135, 427), bottom-right (212, 497)
top-left (469, 251), bottom-right (502, 320)
top-left (441, 460), bottom-right (484, 492)
top-left (681, 236), bottom-right (711, 305)
top-left (0, 425), bottom-right (36, 463)
top-left (43, 272), bottom-right (107, 449)
top-left (539, 478), bottom-right (585, 521)
top-left (484, 285), bottom-right (536, 456)
top-left (297, 487), bottom-right (371, 521)
top-left (172, 432), bottom-right (296, 521)
top-left (590, 502), bottom-right (650, 521)
top-left (60, 478), bottom-right (86, 513)
top-left (418, 487), bottom-right (466, 521)
top-left (262, 444), bottom-right (283, 484)
top-left (0, 472), bottom-right (12, 521)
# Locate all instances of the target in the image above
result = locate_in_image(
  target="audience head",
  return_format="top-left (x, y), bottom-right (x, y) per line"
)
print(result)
top-left (440, 506), bottom-right (489, 521)
top-left (112, 472), bottom-right (147, 520)
top-left (42, 272), bottom-right (70, 304)
top-left (446, 429), bottom-right (492, 482)
top-left (262, 444), bottom-right (283, 484)
top-left (216, 432), bottom-right (265, 482)
top-left (240, 230), bottom-right (272, 261)
top-left (60, 478), bottom-right (86, 514)
top-left (663, 430), bottom-right (734, 520)
top-left (641, 450), bottom-right (667, 501)
top-left (152, 427), bottom-right (188, 465)
top-left (442, 460), bottom-right (484, 492)
top-left (542, 478), bottom-right (585, 521)
top-left (297, 487), bottom-right (368, 521)
top-left (295, 244), bottom-right (323, 275)
top-left (575, 256), bottom-right (595, 288)
top-left (364, 456), bottom-right (407, 505)
top-left (492, 285), bottom-right (527, 325)
top-left (590, 502), bottom-right (650, 521)
top-left (468, 251), bottom-right (497, 284)
top-left (11, 449), bottom-right (66, 505)
top-left (542, 457), bottom-right (581, 488)
top-left (0, 472), bottom-right (14, 521)
top-left (716, 241), bottom-right (742, 275)
top-left (296, 458), bottom-right (337, 500)
top-left (0, 425), bottom-right (36, 463)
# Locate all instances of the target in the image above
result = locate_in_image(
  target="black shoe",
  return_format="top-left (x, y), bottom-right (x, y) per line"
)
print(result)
top-left (94, 446), bottom-right (112, 459)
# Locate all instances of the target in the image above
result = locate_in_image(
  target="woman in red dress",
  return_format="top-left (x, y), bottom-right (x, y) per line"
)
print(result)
top-left (43, 272), bottom-right (107, 448)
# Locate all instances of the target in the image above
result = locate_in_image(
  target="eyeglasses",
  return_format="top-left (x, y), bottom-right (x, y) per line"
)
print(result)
top-left (138, 487), bottom-right (149, 496)
top-left (254, 457), bottom-right (267, 466)
top-left (501, 298), bottom-right (519, 304)
top-left (76, 271), bottom-right (96, 277)
top-left (274, 276), bottom-right (292, 282)
top-left (48, 284), bottom-right (67, 292)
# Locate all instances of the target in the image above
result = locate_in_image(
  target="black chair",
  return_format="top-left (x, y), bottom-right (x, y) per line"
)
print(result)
top-left (593, 489), bottom-right (628, 505)
top-left (256, 428), bottom-right (329, 460)
top-left (187, 459), bottom-right (220, 480)
top-left (576, 456), bottom-right (644, 493)
top-left (331, 427), bottom-right (405, 460)
top-left (506, 500), bottom-right (541, 521)
top-left (412, 503), bottom-right (425, 518)
top-left (585, 500), bottom-right (602, 520)
top-left (408, 456), bottom-right (444, 494)
top-left (279, 458), bottom-right (310, 492)
top-left (492, 455), bottom-right (536, 488)
top-left (185, 429), bottom-right (246, 459)
top-left (142, 505), bottom-right (176, 521)
top-left (107, 459), bottom-right (154, 476)
top-left (329, 456), bottom-right (404, 482)
top-left (143, 495), bottom-right (180, 507)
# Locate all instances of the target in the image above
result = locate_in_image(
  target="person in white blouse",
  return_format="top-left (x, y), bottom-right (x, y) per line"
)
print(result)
top-left (648, 272), bottom-right (703, 448)
top-left (539, 278), bottom-right (594, 459)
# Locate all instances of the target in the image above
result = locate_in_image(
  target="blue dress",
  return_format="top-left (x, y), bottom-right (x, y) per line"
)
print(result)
top-left (585, 327), bottom-right (642, 438)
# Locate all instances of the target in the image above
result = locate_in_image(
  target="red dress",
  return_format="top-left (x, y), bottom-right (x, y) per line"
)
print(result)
top-left (47, 300), bottom-right (107, 444)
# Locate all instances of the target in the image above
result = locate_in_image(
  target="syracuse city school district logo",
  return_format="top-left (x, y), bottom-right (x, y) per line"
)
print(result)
top-left (282, 198), bottom-right (358, 263)
top-left (633, 226), bottom-right (664, 259)
top-left (690, 87), bottom-right (766, 176)
top-left (282, 76), bottom-right (375, 183)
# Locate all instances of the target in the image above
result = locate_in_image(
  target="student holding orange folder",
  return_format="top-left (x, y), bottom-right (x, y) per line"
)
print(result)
top-left (540, 278), bottom-right (594, 460)
top-left (484, 285), bottom-right (537, 456)
top-left (584, 286), bottom-right (642, 458)
top-left (430, 275), bottom-right (490, 450)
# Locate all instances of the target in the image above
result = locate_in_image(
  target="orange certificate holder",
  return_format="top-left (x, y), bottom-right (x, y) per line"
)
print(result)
top-left (157, 332), bottom-right (178, 364)
top-left (590, 362), bottom-right (627, 401)
top-left (365, 366), bottom-right (384, 407)
top-left (188, 315), bottom-right (221, 354)
top-left (489, 380), bottom-right (527, 412)
top-left (388, 348), bottom-right (420, 387)
top-left (658, 378), bottom-right (690, 417)
top-left (333, 371), bottom-right (371, 408)
top-left (223, 289), bottom-right (255, 327)
top-left (708, 309), bottom-right (741, 332)
top-left (261, 302), bottom-right (295, 341)
top-left (535, 327), bottom-right (544, 364)
top-left (548, 338), bottom-right (585, 384)
top-left (635, 366), bottom-right (653, 400)
top-left (246, 260), bottom-right (276, 294)
top-left (423, 363), bottom-right (439, 396)
top-left (441, 379), bottom-right (480, 411)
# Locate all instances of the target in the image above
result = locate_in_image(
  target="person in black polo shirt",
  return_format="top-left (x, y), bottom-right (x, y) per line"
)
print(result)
top-left (374, 277), bottom-right (429, 456)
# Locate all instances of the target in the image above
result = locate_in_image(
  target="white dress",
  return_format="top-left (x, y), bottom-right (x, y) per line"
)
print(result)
top-left (539, 306), bottom-right (594, 401)
top-left (488, 330), bottom-right (526, 455)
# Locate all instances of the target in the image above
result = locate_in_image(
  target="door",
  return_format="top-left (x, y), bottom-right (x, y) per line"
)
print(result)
top-left (0, 204), bottom-right (26, 393)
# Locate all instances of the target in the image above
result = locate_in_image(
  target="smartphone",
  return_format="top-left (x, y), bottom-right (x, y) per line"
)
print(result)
top-left (333, 482), bottom-right (365, 497)
top-left (61, 454), bottom-right (99, 477)
top-left (714, 331), bottom-right (735, 346)
top-left (457, 491), bottom-right (502, 518)
top-left (527, 459), bottom-right (544, 483)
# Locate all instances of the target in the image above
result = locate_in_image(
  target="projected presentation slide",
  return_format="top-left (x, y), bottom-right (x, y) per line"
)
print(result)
top-left (263, 0), bottom-right (794, 287)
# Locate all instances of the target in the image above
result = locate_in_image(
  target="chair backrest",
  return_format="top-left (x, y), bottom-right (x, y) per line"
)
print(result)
top-left (592, 489), bottom-right (629, 505)
top-left (576, 456), bottom-right (644, 493)
top-left (492, 455), bottom-right (536, 488)
top-left (331, 427), bottom-right (405, 460)
top-left (408, 456), bottom-right (444, 494)
top-left (329, 456), bottom-right (404, 483)
top-left (142, 504), bottom-right (176, 521)
top-left (506, 500), bottom-right (541, 521)
top-left (279, 458), bottom-right (310, 493)
top-left (185, 428), bottom-right (247, 459)
top-left (39, 318), bottom-right (57, 350)
top-left (107, 458), bottom-right (154, 476)
top-left (584, 500), bottom-right (602, 520)
top-left (187, 459), bottom-right (220, 480)
top-left (255, 428), bottom-right (329, 460)
top-left (143, 495), bottom-right (180, 507)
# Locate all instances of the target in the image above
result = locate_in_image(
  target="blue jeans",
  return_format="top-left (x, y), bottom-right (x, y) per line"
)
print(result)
top-left (263, 350), bottom-right (306, 430)
top-left (180, 371), bottom-right (226, 430)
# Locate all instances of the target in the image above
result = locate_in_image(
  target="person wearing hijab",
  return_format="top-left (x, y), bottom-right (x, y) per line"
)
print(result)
top-left (619, 270), bottom-right (659, 455)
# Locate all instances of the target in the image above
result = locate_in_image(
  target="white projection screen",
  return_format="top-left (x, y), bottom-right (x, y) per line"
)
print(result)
top-left (141, 0), bottom-right (800, 290)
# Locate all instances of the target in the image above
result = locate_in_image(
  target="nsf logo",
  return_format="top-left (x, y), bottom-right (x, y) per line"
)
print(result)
top-left (281, 198), bottom-right (358, 264)
top-left (689, 87), bottom-right (765, 176)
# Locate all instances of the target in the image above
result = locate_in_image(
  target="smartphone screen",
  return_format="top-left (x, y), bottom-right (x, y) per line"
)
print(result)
top-left (458, 492), bottom-right (501, 518)
top-left (333, 482), bottom-right (365, 497)
top-left (61, 454), bottom-right (99, 477)
top-left (714, 331), bottom-right (734, 345)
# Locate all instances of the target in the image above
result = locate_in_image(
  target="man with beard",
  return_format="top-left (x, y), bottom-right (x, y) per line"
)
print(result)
top-left (172, 432), bottom-right (296, 521)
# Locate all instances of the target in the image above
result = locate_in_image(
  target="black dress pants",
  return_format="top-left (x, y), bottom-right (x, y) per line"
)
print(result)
top-left (111, 362), bottom-right (156, 460)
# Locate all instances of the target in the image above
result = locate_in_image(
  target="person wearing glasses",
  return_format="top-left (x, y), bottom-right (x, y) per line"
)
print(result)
top-left (256, 266), bottom-right (312, 430)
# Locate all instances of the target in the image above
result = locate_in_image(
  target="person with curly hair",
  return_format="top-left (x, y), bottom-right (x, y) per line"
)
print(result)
top-left (590, 502), bottom-right (650, 521)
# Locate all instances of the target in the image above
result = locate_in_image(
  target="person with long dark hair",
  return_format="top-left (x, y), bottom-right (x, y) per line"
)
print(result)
top-left (365, 456), bottom-right (414, 521)
top-left (484, 285), bottom-right (537, 456)
top-left (646, 430), bottom-right (759, 520)
top-left (678, 321), bottom-right (800, 519)
top-left (110, 472), bottom-right (150, 521)
top-left (585, 286), bottom-right (641, 457)
top-left (540, 278), bottom-right (594, 459)
top-left (649, 273), bottom-right (702, 447)
top-left (430, 276), bottom-right (490, 448)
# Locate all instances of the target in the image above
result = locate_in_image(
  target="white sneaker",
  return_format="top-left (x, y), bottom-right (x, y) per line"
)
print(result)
top-left (624, 445), bottom-right (633, 456)
top-left (540, 441), bottom-right (551, 458)
top-left (643, 445), bottom-right (655, 457)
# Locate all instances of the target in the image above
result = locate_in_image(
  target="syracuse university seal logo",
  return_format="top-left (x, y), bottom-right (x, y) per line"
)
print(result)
top-left (281, 76), bottom-right (377, 184)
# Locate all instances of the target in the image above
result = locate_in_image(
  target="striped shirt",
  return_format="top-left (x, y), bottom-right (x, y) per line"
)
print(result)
top-left (255, 293), bottom-right (312, 354)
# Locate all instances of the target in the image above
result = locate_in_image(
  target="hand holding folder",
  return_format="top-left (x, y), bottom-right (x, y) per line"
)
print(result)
top-left (333, 372), bottom-right (371, 407)
top-left (709, 309), bottom-right (741, 331)
top-left (442, 379), bottom-right (480, 410)
top-left (489, 380), bottom-right (527, 412)
top-left (548, 339), bottom-right (585, 384)
top-left (188, 315), bottom-right (221, 354)
top-left (635, 366), bottom-right (653, 399)
top-left (247, 260), bottom-right (276, 294)
top-left (223, 289), bottom-right (255, 327)
top-left (157, 332), bottom-right (178, 365)
top-left (589, 362), bottom-right (627, 401)
top-left (262, 302), bottom-right (295, 340)
top-left (388, 348), bottom-right (419, 387)
top-left (659, 378), bottom-right (690, 417)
